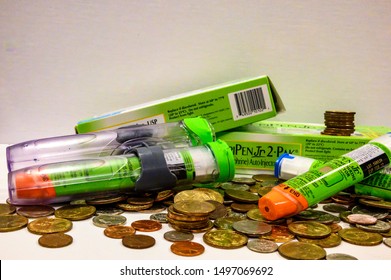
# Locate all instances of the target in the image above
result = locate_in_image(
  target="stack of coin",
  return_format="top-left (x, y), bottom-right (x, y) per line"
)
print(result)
top-left (321, 110), bottom-right (356, 136)
top-left (167, 200), bottom-right (215, 232)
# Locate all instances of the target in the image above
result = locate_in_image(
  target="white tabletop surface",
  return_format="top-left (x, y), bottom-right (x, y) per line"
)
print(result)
top-left (0, 144), bottom-right (390, 262)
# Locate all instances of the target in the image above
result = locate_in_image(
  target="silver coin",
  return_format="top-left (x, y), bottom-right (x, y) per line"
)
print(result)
top-left (149, 213), bottom-right (168, 223)
top-left (351, 205), bottom-right (389, 219)
top-left (326, 253), bottom-right (358, 260)
top-left (384, 237), bottom-right (391, 248)
top-left (163, 230), bottom-right (194, 242)
top-left (356, 220), bottom-right (391, 233)
top-left (247, 239), bottom-right (278, 253)
top-left (92, 214), bottom-right (127, 228)
top-left (232, 220), bottom-right (272, 237)
top-left (95, 207), bottom-right (124, 216)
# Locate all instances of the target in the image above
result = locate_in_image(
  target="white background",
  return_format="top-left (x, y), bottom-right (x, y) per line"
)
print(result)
top-left (1, 0), bottom-right (391, 144)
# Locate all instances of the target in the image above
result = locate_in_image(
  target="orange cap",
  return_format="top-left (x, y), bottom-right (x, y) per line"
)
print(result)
top-left (14, 172), bottom-right (56, 199)
top-left (259, 185), bottom-right (307, 220)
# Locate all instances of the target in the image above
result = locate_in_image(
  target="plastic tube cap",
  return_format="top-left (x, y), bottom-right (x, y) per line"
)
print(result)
top-left (258, 187), bottom-right (302, 220)
top-left (183, 117), bottom-right (215, 145)
top-left (274, 153), bottom-right (318, 180)
top-left (207, 139), bottom-right (235, 182)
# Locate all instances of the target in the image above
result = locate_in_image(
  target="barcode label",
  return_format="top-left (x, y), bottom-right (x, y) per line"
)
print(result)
top-left (228, 85), bottom-right (272, 120)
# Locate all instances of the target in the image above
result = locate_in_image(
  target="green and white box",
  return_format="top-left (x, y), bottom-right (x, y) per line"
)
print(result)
top-left (75, 76), bottom-right (285, 133)
top-left (217, 121), bottom-right (391, 174)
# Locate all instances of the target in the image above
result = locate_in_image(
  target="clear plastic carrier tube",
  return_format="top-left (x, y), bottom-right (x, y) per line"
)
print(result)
top-left (259, 133), bottom-right (391, 220)
top-left (8, 140), bottom-right (235, 205)
top-left (6, 117), bottom-right (215, 171)
top-left (275, 153), bottom-right (391, 201)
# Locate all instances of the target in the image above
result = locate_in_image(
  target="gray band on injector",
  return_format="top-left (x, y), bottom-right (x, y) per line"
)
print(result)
top-left (134, 145), bottom-right (177, 192)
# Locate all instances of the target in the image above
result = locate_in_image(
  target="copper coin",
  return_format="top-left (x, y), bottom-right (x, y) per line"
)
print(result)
top-left (16, 205), bottom-right (55, 218)
top-left (261, 225), bottom-right (295, 243)
top-left (122, 234), bottom-right (155, 249)
top-left (347, 214), bottom-right (377, 225)
top-left (38, 233), bottom-right (73, 248)
top-left (170, 241), bottom-right (205, 257)
top-left (104, 225), bottom-right (136, 239)
top-left (131, 219), bottom-right (162, 232)
top-left (206, 200), bottom-right (228, 220)
top-left (127, 196), bottom-right (155, 205)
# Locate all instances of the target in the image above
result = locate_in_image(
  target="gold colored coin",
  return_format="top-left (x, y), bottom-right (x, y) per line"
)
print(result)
top-left (251, 174), bottom-right (280, 186)
top-left (0, 203), bottom-right (16, 215)
top-left (28, 217), bottom-right (72, 234)
top-left (288, 221), bottom-right (331, 239)
top-left (104, 225), bottom-right (136, 239)
top-left (170, 241), bottom-right (205, 257)
top-left (173, 200), bottom-right (215, 216)
top-left (231, 203), bottom-right (257, 213)
top-left (0, 214), bottom-right (28, 232)
top-left (116, 202), bottom-right (152, 211)
top-left (174, 188), bottom-right (224, 204)
top-left (278, 241), bottom-right (326, 260)
top-left (55, 204), bottom-right (96, 221)
top-left (170, 220), bottom-right (214, 233)
top-left (155, 190), bottom-right (174, 202)
top-left (338, 227), bottom-right (383, 246)
top-left (358, 198), bottom-right (391, 210)
top-left (167, 205), bottom-right (208, 222)
top-left (297, 233), bottom-right (342, 248)
top-left (131, 219), bottom-right (162, 232)
top-left (38, 233), bottom-right (73, 248)
top-left (224, 189), bottom-right (259, 203)
top-left (213, 216), bottom-right (245, 230)
top-left (203, 229), bottom-right (248, 249)
top-left (86, 194), bottom-right (127, 205)
top-left (122, 234), bottom-right (156, 249)
top-left (231, 177), bottom-right (256, 185)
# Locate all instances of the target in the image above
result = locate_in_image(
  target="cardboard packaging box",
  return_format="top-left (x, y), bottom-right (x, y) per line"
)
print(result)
top-left (75, 76), bottom-right (285, 133)
top-left (217, 121), bottom-right (391, 175)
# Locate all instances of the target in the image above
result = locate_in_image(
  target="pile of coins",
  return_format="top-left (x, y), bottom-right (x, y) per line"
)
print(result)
top-left (321, 110), bottom-right (356, 136)
top-left (1, 173), bottom-right (391, 259)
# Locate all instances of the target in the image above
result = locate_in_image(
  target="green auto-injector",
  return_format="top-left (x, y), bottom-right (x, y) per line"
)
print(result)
top-left (259, 133), bottom-right (391, 220)
top-left (6, 117), bottom-right (215, 171)
top-left (275, 154), bottom-right (391, 201)
top-left (8, 139), bottom-right (235, 205)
